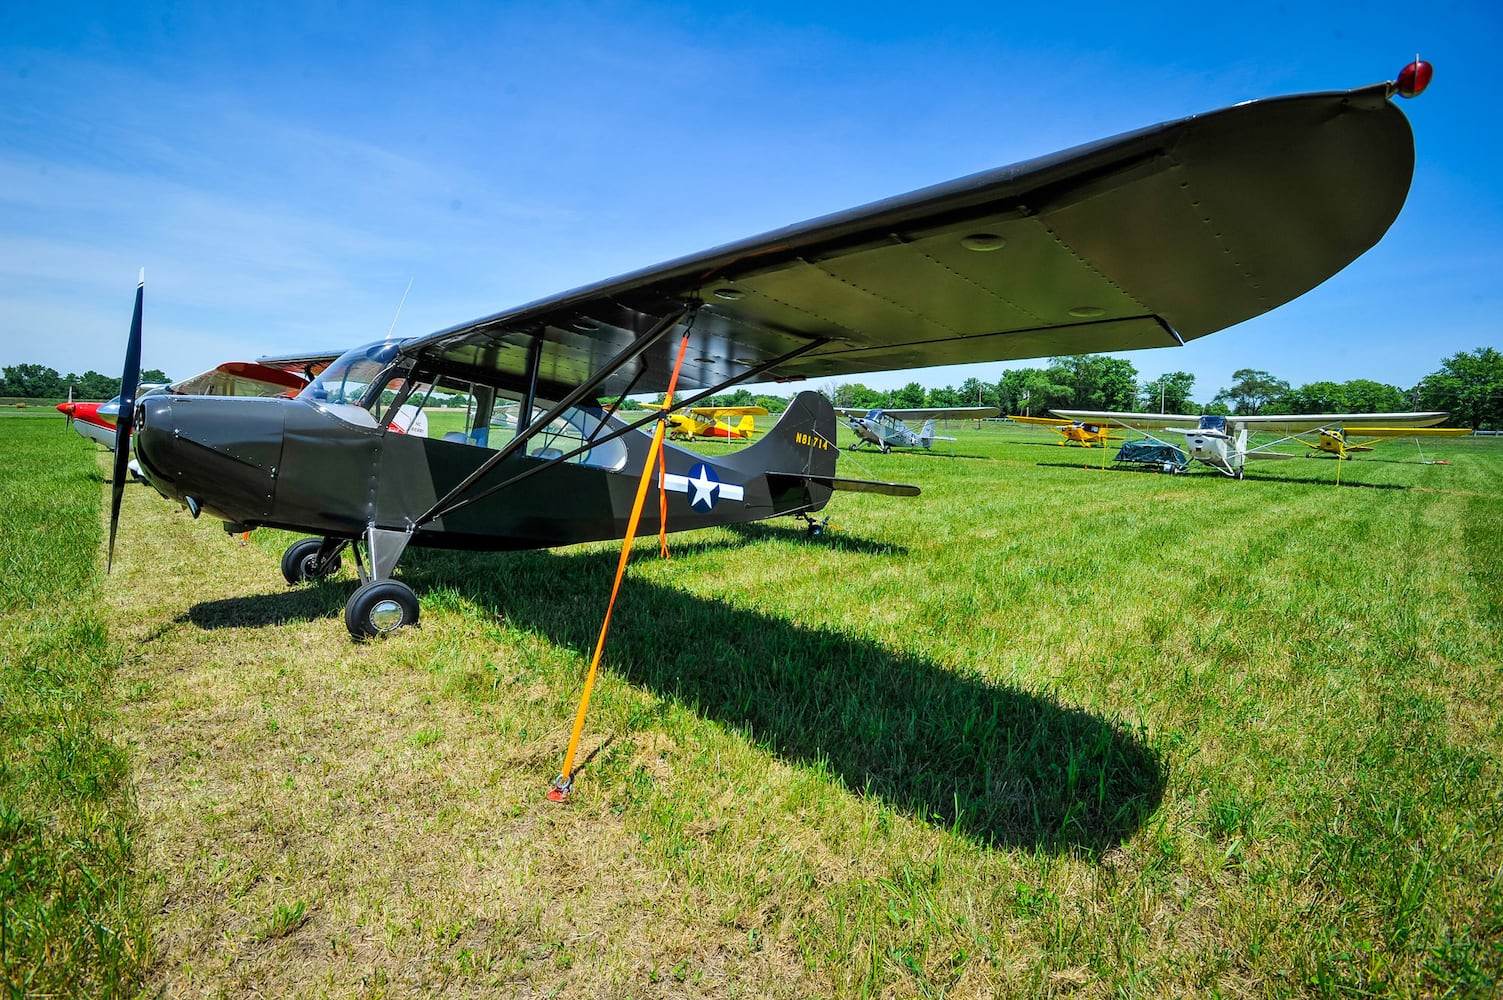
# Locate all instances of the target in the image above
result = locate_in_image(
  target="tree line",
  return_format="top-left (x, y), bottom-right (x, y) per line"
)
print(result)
top-left (825, 348), bottom-right (1503, 431)
top-left (8, 347), bottom-right (1500, 429)
top-left (0, 364), bottom-right (170, 401)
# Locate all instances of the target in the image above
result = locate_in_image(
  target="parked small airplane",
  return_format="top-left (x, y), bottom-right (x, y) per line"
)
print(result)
top-left (1052, 409), bottom-right (1454, 478)
top-left (1302, 425), bottom-right (1470, 459)
top-left (839, 407), bottom-right (1001, 452)
top-left (1008, 414), bottom-right (1122, 447)
top-left (640, 403), bottom-right (768, 440)
top-left (58, 383), bottom-right (168, 450)
top-left (107, 62), bottom-right (1429, 645)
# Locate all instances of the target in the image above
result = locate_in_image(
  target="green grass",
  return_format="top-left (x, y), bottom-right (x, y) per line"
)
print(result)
top-left (0, 412), bottom-right (147, 996)
top-left (16, 411), bottom-right (1503, 996)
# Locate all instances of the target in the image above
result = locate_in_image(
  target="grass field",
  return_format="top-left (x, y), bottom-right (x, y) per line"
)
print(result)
top-left (4, 410), bottom-right (1501, 997)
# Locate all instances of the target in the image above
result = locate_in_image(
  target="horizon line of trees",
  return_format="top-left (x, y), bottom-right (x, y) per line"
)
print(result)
top-left (8, 347), bottom-right (1500, 429)
top-left (822, 348), bottom-right (1503, 431)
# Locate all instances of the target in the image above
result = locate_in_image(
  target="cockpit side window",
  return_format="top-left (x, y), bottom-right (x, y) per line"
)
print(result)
top-left (424, 378), bottom-right (631, 470)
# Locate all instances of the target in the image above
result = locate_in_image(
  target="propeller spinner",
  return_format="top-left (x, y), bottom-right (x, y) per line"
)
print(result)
top-left (107, 269), bottom-right (144, 573)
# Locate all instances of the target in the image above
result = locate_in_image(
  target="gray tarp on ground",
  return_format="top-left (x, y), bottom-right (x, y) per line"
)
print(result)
top-left (1114, 439), bottom-right (1191, 470)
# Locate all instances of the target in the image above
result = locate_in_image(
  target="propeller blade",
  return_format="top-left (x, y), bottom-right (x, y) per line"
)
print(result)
top-left (107, 270), bottom-right (144, 573)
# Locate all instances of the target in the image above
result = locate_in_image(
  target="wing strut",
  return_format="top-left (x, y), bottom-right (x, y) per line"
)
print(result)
top-left (412, 305), bottom-right (694, 527)
top-left (418, 335), bottom-right (829, 523)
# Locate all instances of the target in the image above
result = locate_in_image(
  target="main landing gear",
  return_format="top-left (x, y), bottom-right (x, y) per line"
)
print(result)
top-left (280, 527), bottom-right (420, 640)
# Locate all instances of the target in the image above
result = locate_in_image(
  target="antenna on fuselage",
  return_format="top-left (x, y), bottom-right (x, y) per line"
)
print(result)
top-left (385, 277), bottom-right (414, 340)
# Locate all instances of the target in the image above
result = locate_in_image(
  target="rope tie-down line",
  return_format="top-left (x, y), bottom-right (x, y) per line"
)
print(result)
top-left (548, 325), bottom-right (694, 802)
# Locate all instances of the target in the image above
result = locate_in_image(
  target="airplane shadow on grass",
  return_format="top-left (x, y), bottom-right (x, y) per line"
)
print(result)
top-left (182, 536), bottom-right (1163, 852)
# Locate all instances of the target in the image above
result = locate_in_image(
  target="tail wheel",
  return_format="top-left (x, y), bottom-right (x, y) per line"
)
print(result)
top-left (345, 580), bottom-right (419, 639)
top-left (281, 538), bottom-right (342, 585)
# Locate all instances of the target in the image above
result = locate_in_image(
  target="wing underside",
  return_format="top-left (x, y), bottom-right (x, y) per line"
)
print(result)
top-left (399, 81), bottom-right (1417, 399)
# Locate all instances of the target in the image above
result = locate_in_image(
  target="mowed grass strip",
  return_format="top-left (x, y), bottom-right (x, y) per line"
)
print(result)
top-left (0, 414), bottom-right (146, 996)
top-left (103, 417), bottom-right (1503, 997)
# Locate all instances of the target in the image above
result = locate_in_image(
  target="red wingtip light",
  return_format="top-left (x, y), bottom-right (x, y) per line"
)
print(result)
top-left (1397, 58), bottom-right (1433, 99)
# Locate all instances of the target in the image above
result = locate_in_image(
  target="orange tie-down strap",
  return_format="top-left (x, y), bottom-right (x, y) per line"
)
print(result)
top-left (550, 331), bottom-right (692, 801)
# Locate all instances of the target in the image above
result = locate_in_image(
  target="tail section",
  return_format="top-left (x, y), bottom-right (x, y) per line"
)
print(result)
top-left (723, 391), bottom-right (837, 481)
top-left (723, 393), bottom-right (919, 515)
top-left (919, 418), bottom-right (936, 447)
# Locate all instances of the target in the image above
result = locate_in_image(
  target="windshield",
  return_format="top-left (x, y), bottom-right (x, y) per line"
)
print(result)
top-left (1197, 415), bottom-right (1228, 433)
top-left (299, 341), bottom-right (404, 407)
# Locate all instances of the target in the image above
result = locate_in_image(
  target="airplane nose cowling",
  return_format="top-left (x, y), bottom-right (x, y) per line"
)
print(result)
top-left (134, 395), bottom-right (287, 524)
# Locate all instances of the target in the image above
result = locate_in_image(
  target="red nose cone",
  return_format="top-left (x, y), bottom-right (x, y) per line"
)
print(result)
top-left (56, 402), bottom-right (76, 416)
top-left (1397, 59), bottom-right (1433, 98)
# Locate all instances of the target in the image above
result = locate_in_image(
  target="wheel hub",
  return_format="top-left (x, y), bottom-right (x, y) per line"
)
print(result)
top-left (368, 599), bottom-right (406, 633)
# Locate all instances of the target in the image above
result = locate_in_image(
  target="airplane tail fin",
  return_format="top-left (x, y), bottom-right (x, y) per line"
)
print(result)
top-left (919, 418), bottom-right (936, 447)
top-left (735, 414), bottom-right (759, 435)
top-left (723, 390), bottom-right (837, 478)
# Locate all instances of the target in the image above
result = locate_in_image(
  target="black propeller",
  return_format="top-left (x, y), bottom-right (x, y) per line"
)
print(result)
top-left (107, 270), bottom-right (144, 573)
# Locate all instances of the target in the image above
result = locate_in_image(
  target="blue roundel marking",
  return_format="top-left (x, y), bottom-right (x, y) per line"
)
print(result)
top-left (687, 463), bottom-right (721, 511)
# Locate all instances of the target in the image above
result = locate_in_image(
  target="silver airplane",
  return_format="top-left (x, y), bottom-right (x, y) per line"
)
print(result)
top-left (838, 407), bottom-right (1000, 452)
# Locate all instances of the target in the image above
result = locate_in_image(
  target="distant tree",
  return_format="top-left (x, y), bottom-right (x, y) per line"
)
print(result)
top-left (1049, 355), bottom-right (1138, 410)
top-left (958, 376), bottom-right (998, 409)
top-left (1138, 371), bottom-right (1196, 413)
top-left (927, 385), bottom-right (962, 407)
top-left (1202, 400), bottom-right (1232, 416)
top-left (1270, 380), bottom-right (1347, 414)
top-left (62, 370), bottom-right (121, 399)
top-left (142, 368), bottom-right (170, 385)
top-left (891, 381), bottom-right (926, 408)
top-left (751, 394), bottom-right (788, 414)
top-left (996, 367), bottom-right (1072, 415)
top-left (831, 382), bottom-right (886, 410)
top-left (1273, 378), bottom-right (1408, 415)
top-left (1, 363), bottom-right (64, 398)
top-left (1415, 347), bottom-right (1503, 430)
top-left (1213, 368), bottom-right (1289, 415)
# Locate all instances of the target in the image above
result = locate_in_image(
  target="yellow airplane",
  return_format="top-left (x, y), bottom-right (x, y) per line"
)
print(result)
top-left (642, 403), bottom-right (768, 441)
top-left (1301, 425), bottom-right (1471, 459)
top-left (1009, 414), bottom-right (1123, 447)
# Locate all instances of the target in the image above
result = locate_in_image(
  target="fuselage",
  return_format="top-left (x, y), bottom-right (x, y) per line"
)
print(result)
top-left (132, 389), bottom-right (836, 551)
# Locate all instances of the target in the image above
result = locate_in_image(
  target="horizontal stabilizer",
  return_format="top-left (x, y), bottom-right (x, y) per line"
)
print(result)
top-left (769, 473), bottom-right (920, 497)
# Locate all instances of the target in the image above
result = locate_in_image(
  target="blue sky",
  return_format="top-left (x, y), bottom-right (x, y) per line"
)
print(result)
top-left (2, 2), bottom-right (1498, 403)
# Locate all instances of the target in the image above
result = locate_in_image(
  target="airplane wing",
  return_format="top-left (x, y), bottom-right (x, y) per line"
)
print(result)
top-left (1008, 415), bottom-right (1072, 426)
top-left (874, 406), bottom-right (1001, 420)
top-left (1051, 409), bottom-right (1205, 429)
top-left (1338, 425), bottom-right (1471, 438)
top-left (397, 74), bottom-right (1419, 400)
top-left (254, 350), bottom-right (344, 381)
top-left (1228, 412), bottom-right (1450, 433)
top-left (689, 405), bottom-right (769, 417)
top-left (170, 361), bottom-right (311, 397)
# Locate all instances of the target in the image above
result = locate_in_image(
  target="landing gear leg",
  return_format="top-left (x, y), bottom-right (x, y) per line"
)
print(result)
top-left (281, 537), bottom-right (346, 584)
top-left (796, 512), bottom-right (829, 537)
top-left (343, 524), bottom-right (418, 639)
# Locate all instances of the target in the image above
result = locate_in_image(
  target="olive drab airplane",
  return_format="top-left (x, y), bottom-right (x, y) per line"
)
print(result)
top-left (639, 403), bottom-right (768, 440)
top-left (838, 406), bottom-right (1001, 452)
top-left (1052, 409), bottom-right (1456, 478)
top-left (108, 62), bottom-right (1431, 641)
top-left (1008, 414), bottom-right (1122, 447)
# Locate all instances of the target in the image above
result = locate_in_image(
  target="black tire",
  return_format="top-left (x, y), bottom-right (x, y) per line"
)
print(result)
top-left (281, 538), bottom-right (342, 585)
top-left (345, 580), bottom-right (419, 639)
